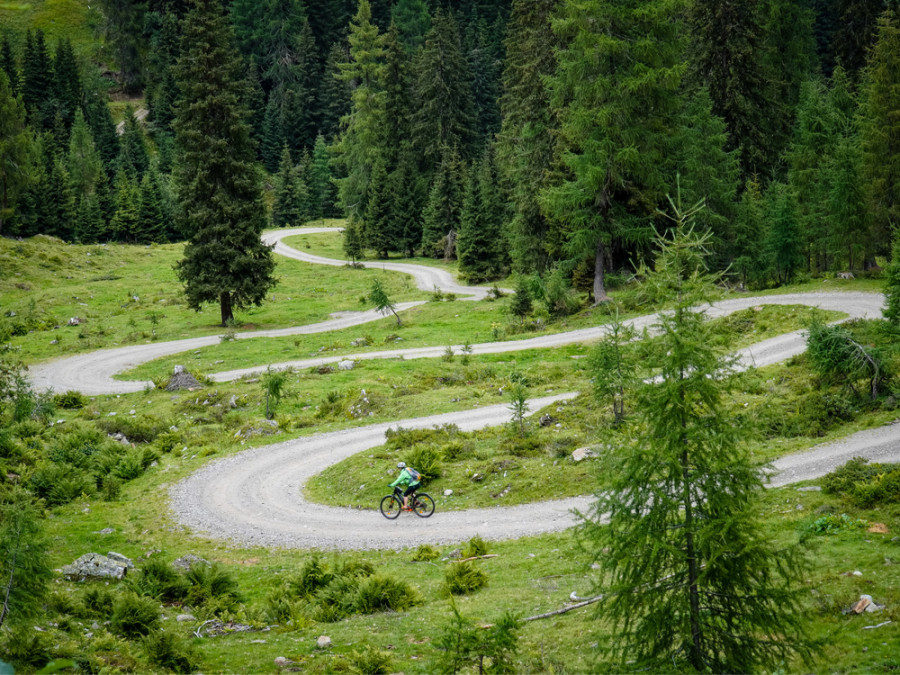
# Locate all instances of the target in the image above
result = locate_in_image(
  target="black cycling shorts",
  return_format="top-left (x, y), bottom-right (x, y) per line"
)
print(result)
top-left (403, 483), bottom-right (420, 497)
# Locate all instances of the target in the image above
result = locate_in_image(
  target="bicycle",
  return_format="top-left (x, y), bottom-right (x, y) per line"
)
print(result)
top-left (380, 486), bottom-right (435, 519)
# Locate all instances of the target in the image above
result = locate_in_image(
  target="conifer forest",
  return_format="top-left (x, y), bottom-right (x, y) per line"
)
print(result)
top-left (1, 0), bottom-right (900, 673)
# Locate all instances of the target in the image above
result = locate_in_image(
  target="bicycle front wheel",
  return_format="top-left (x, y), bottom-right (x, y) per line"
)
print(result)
top-left (412, 493), bottom-right (435, 518)
top-left (380, 494), bottom-right (402, 519)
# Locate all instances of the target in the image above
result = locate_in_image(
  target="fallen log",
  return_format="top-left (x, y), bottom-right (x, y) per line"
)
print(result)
top-left (522, 594), bottom-right (604, 622)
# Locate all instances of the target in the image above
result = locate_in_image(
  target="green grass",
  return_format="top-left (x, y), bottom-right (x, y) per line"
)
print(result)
top-left (0, 0), bottom-right (101, 58)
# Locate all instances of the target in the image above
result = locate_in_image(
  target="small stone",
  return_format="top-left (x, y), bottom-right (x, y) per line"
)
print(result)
top-left (274, 656), bottom-right (289, 667)
top-left (250, 639), bottom-right (266, 644)
top-left (796, 486), bottom-right (822, 492)
top-left (50, 339), bottom-right (58, 345)
top-left (572, 447), bottom-right (597, 462)
top-left (94, 528), bottom-right (115, 535)
top-left (172, 554), bottom-right (210, 571)
top-left (316, 635), bottom-right (332, 650)
top-left (176, 614), bottom-right (196, 623)
top-left (795, 504), bottom-right (804, 510)
top-left (174, 365), bottom-right (185, 375)
top-left (443, 489), bottom-right (453, 497)
top-left (338, 359), bottom-right (356, 371)
top-left (229, 395), bottom-right (238, 409)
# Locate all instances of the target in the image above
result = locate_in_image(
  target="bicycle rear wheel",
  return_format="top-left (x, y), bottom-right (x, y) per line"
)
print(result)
top-left (380, 494), bottom-right (402, 519)
top-left (412, 493), bottom-right (435, 518)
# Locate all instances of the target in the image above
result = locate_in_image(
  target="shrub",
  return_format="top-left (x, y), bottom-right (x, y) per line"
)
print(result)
top-left (53, 390), bottom-right (86, 409)
top-left (0, 629), bottom-right (53, 670)
top-left (404, 445), bottom-right (442, 481)
top-left (113, 448), bottom-right (146, 480)
top-left (81, 588), bottom-right (115, 617)
top-left (822, 457), bottom-right (885, 495)
top-left (353, 574), bottom-right (421, 614)
top-left (101, 475), bottom-right (122, 501)
top-left (499, 436), bottom-right (542, 457)
top-left (822, 457), bottom-right (900, 507)
top-left (97, 415), bottom-right (165, 443)
top-left (288, 555), bottom-right (335, 599)
top-left (126, 559), bottom-right (189, 602)
top-left (445, 560), bottom-right (488, 595)
top-left (110, 592), bottom-right (161, 638)
top-left (28, 462), bottom-right (94, 505)
top-left (411, 544), bottom-right (440, 562)
top-left (462, 535), bottom-right (489, 559)
top-left (155, 431), bottom-right (182, 453)
top-left (348, 645), bottom-right (394, 675)
top-left (142, 630), bottom-right (199, 674)
top-left (185, 563), bottom-right (241, 610)
top-left (433, 604), bottom-right (519, 675)
top-left (802, 513), bottom-right (869, 536)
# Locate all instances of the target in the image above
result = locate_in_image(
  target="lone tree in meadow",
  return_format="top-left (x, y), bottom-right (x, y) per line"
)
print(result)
top-left (370, 278), bottom-right (401, 326)
top-left (580, 191), bottom-right (810, 672)
top-left (172, 0), bottom-right (276, 326)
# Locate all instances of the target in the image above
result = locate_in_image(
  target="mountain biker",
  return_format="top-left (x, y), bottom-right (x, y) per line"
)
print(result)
top-left (389, 461), bottom-right (421, 511)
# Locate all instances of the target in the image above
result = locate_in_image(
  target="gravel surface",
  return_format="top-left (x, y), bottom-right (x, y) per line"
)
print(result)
top-left (23, 230), bottom-right (897, 550)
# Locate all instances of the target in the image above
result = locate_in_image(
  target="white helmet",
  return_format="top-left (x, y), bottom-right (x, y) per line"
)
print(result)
top-left (397, 461), bottom-right (406, 469)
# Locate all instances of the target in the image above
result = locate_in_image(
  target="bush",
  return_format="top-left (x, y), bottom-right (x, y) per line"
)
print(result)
top-left (822, 457), bottom-right (900, 507)
top-left (97, 414), bottom-right (166, 443)
top-left (126, 558), bottom-right (189, 602)
top-left (0, 629), bottom-right (53, 670)
top-left (53, 390), bottom-right (86, 409)
top-left (110, 592), bottom-right (161, 638)
top-left (185, 563), bottom-right (241, 610)
top-left (411, 544), bottom-right (440, 562)
top-left (288, 555), bottom-right (335, 599)
top-left (802, 513), bottom-right (869, 536)
top-left (28, 462), bottom-right (94, 505)
top-left (348, 644), bottom-right (395, 675)
top-left (143, 630), bottom-right (199, 674)
top-left (462, 535), bottom-right (489, 559)
top-left (353, 574), bottom-right (421, 614)
top-left (445, 560), bottom-right (488, 595)
top-left (81, 588), bottom-right (115, 617)
top-left (404, 445), bottom-right (442, 481)
top-left (113, 448), bottom-right (146, 480)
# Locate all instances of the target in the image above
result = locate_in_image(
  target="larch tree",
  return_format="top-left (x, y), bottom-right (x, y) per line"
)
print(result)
top-left (173, 0), bottom-right (277, 326)
top-left (0, 490), bottom-right (52, 630)
top-left (497, 0), bottom-right (559, 276)
top-left (580, 192), bottom-right (810, 673)
top-left (541, 0), bottom-right (685, 303)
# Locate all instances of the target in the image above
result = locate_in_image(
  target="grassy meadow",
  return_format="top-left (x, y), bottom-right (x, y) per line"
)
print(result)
top-left (1, 231), bottom-right (898, 673)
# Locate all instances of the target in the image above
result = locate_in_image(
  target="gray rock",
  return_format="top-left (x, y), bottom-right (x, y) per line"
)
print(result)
top-left (316, 635), bottom-right (332, 650)
top-left (229, 395), bottom-right (238, 409)
top-left (107, 552), bottom-right (134, 569)
top-left (796, 486), bottom-right (822, 492)
top-left (166, 369), bottom-right (201, 391)
top-left (94, 528), bottom-right (115, 535)
top-left (172, 554), bottom-right (210, 572)
top-left (67, 317), bottom-right (81, 326)
top-left (572, 447), bottom-right (598, 462)
top-left (338, 360), bottom-right (356, 371)
top-left (274, 657), bottom-right (289, 667)
top-left (176, 614), bottom-right (196, 623)
top-left (443, 489), bottom-right (453, 497)
top-left (174, 365), bottom-right (185, 375)
top-left (61, 552), bottom-right (131, 580)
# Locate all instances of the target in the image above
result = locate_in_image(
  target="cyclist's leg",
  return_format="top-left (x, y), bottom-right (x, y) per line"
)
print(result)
top-left (403, 484), bottom-right (418, 509)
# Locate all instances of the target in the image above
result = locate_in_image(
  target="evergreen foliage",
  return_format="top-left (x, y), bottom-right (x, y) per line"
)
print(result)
top-left (0, 36), bottom-right (18, 95)
top-left (110, 168), bottom-right (140, 243)
top-left (137, 169), bottom-right (168, 243)
top-left (766, 182), bottom-right (804, 285)
top-left (580, 193), bottom-right (810, 672)
top-left (392, 0), bottom-right (431, 52)
top-left (271, 146), bottom-right (307, 228)
top-left (0, 71), bottom-right (34, 236)
top-left (343, 218), bottom-right (365, 263)
top-left (21, 30), bottom-right (53, 129)
top-left (0, 489), bottom-right (52, 630)
top-left (392, 143), bottom-right (426, 256)
top-left (421, 145), bottom-right (465, 259)
top-left (370, 278), bottom-right (402, 325)
top-left (364, 156), bottom-right (395, 257)
top-left (172, 0), bottom-right (277, 326)
top-left (732, 178), bottom-right (766, 288)
top-left (118, 106), bottom-right (150, 177)
top-left (458, 147), bottom-right (505, 282)
top-left (884, 231), bottom-right (900, 324)
top-left (66, 109), bottom-right (102, 201)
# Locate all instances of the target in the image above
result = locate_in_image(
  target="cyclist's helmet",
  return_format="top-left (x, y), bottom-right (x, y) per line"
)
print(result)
top-left (397, 462), bottom-right (406, 469)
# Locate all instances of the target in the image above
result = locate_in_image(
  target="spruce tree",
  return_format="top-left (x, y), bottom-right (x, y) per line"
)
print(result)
top-left (271, 146), bottom-right (304, 228)
top-left (883, 231), bottom-right (900, 324)
top-left (110, 167), bottom-right (140, 242)
top-left (391, 0), bottom-right (431, 52)
top-left (316, 42), bottom-right (352, 142)
top-left (458, 148), bottom-right (505, 281)
top-left (541, 0), bottom-right (684, 303)
top-left (173, 0), bottom-right (277, 326)
top-left (343, 217), bottom-right (365, 263)
top-left (732, 177), bottom-right (766, 288)
top-left (137, 169), bottom-right (168, 243)
top-left (827, 133), bottom-right (868, 272)
top-left (364, 156), bottom-right (394, 257)
top-left (308, 134), bottom-right (332, 220)
top-left (261, 93), bottom-right (286, 173)
top-left (834, 0), bottom-right (888, 82)
top-left (21, 30), bottom-right (54, 129)
top-left (411, 9), bottom-right (477, 166)
top-left (52, 38), bottom-right (82, 129)
top-left (688, 0), bottom-right (781, 177)
top-left (118, 106), bottom-right (150, 177)
top-left (44, 158), bottom-right (76, 240)
top-left (581, 193), bottom-right (810, 673)
top-left (66, 109), bottom-right (102, 201)
top-left (765, 182), bottom-right (803, 285)
top-left (381, 22), bottom-right (411, 169)
top-left (0, 71), bottom-right (35, 237)
top-left (497, 0), bottom-right (558, 276)
top-left (334, 0), bottom-right (386, 221)
top-left (1, 35), bottom-right (19, 95)
top-left (859, 9), bottom-right (900, 261)
top-left (421, 145), bottom-right (465, 259)
top-left (392, 142), bottom-right (426, 256)
top-left (83, 68), bottom-right (120, 171)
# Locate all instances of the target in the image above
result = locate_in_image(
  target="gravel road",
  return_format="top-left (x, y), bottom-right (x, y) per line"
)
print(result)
top-left (23, 228), bottom-right (897, 550)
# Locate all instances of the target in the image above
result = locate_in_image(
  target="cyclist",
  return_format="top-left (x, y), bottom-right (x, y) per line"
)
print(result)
top-left (389, 461), bottom-right (421, 511)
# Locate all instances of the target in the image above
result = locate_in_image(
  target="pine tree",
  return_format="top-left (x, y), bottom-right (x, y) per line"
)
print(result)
top-left (834, 0), bottom-right (888, 82)
top-left (688, 0), bottom-right (781, 177)
top-left (173, 0), bottom-right (277, 326)
top-left (465, 17), bottom-right (502, 144)
top-left (52, 38), bottom-right (82, 129)
top-left (391, 0), bottom-right (431, 52)
top-left (541, 0), bottom-right (685, 303)
top-left (66, 109), bottom-right (102, 201)
top-left (244, 60), bottom-right (266, 149)
top-left (1, 35), bottom-right (19, 95)
top-left (732, 178), bottom-right (766, 288)
top-left (83, 68), bottom-right (120, 171)
top-left (497, 0), bottom-right (558, 276)
top-left (44, 158), bottom-right (77, 240)
top-left (364, 156), bottom-right (394, 257)
top-left (271, 146), bottom-right (304, 228)
top-left (581, 195), bottom-right (810, 673)
top-left (21, 30), bottom-right (54, 129)
top-left (334, 0), bottom-right (386, 221)
top-left (343, 217), bottom-right (365, 262)
top-left (411, 9), bottom-right (477, 166)
top-left (422, 145), bottom-right (465, 258)
top-left (261, 94), bottom-right (286, 173)
top-left (381, 22), bottom-right (411, 169)
top-left (308, 134), bottom-right (332, 220)
top-left (0, 71), bottom-right (35, 237)
top-left (765, 182), bottom-right (803, 285)
top-left (392, 142), bottom-right (426, 256)
top-left (145, 9), bottom-right (181, 132)
top-left (827, 133), bottom-right (868, 272)
top-left (859, 9), bottom-right (900, 262)
top-left (137, 169), bottom-right (168, 243)
top-left (117, 106), bottom-right (150, 176)
top-left (458, 148), bottom-right (505, 281)
top-left (98, 0), bottom-right (145, 92)
top-left (110, 167), bottom-right (140, 242)
top-left (316, 42), bottom-right (352, 142)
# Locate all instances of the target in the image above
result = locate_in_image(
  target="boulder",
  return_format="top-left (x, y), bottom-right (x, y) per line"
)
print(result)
top-left (61, 552), bottom-right (133, 580)
top-left (338, 360), bottom-right (356, 371)
top-left (572, 447), bottom-right (598, 462)
top-left (166, 368), bottom-right (201, 391)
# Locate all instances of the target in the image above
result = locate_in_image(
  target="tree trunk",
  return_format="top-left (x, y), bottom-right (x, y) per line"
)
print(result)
top-left (593, 238), bottom-right (609, 304)
top-left (219, 291), bottom-right (233, 326)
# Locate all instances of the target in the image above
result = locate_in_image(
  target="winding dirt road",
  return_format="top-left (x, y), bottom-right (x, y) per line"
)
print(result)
top-left (25, 228), bottom-right (900, 549)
